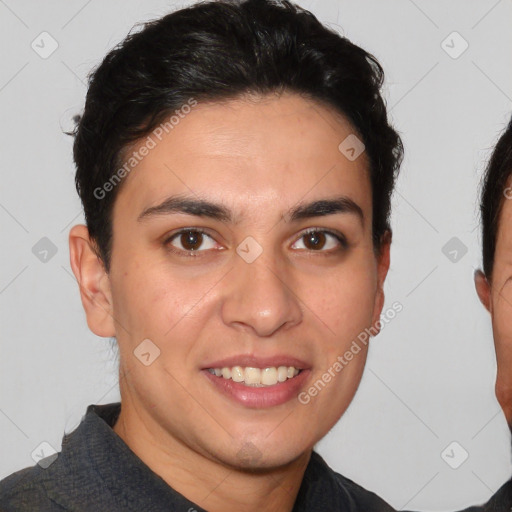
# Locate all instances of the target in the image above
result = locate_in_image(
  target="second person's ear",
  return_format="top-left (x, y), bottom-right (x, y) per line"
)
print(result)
top-left (474, 269), bottom-right (492, 313)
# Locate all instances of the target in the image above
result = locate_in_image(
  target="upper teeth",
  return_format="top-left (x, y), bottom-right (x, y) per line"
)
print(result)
top-left (208, 366), bottom-right (301, 386)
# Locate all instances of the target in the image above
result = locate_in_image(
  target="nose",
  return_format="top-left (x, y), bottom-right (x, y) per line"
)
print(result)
top-left (221, 248), bottom-right (303, 338)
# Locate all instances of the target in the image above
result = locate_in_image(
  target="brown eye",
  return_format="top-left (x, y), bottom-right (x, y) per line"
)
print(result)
top-left (291, 229), bottom-right (347, 252)
top-left (303, 231), bottom-right (327, 250)
top-left (180, 230), bottom-right (204, 251)
top-left (165, 229), bottom-right (217, 254)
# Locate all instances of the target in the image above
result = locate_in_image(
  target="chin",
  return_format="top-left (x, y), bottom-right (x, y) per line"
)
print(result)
top-left (212, 435), bottom-right (312, 472)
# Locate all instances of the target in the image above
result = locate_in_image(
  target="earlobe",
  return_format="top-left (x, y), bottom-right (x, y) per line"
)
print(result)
top-left (69, 224), bottom-right (116, 337)
top-left (474, 269), bottom-right (492, 313)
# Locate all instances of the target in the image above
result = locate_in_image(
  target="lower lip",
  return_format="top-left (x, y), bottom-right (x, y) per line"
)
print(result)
top-left (202, 369), bottom-right (311, 409)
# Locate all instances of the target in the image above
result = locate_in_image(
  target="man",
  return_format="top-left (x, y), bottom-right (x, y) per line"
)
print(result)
top-left (0, 0), bottom-right (403, 510)
top-left (469, 116), bottom-right (512, 510)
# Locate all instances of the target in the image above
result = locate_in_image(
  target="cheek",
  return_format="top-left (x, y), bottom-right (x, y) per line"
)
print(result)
top-left (308, 264), bottom-right (377, 341)
top-left (112, 254), bottom-right (214, 336)
top-left (492, 307), bottom-right (512, 376)
top-left (492, 296), bottom-right (512, 345)
top-left (491, 299), bottom-right (512, 397)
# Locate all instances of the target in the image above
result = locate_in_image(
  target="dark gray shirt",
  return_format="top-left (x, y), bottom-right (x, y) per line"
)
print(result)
top-left (458, 479), bottom-right (512, 512)
top-left (0, 402), bottom-right (395, 511)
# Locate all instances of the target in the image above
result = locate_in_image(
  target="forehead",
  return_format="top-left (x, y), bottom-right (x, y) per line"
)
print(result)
top-left (113, 93), bottom-right (372, 223)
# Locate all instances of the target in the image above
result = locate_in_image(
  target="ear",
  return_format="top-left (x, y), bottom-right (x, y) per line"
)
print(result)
top-left (474, 269), bottom-right (492, 313)
top-left (371, 230), bottom-right (391, 334)
top-left (68, 224), bottom-right (116, 337)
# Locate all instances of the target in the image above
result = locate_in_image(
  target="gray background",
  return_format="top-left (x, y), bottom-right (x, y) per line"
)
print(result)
top-left (1, 0), bottom-right (511, 510)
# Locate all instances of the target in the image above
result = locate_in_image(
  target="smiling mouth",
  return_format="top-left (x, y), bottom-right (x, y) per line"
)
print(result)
top-left (206, 366), bottom-right (303, 387)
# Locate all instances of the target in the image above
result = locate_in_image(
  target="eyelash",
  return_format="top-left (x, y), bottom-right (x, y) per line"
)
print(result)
top-left (163, 227), bottom-right (348, 258)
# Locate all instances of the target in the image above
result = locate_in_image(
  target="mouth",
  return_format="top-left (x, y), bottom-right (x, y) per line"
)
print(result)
top-left (201, 356), bottom-right (311, 408)
top-left (206, 365), bottom-right (303, 387)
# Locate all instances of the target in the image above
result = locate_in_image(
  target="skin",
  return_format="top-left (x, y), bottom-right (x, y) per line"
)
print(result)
top-left (475, 179), bottom-right (512, 428)
top-left (69, 92), bottom-right (390, 512)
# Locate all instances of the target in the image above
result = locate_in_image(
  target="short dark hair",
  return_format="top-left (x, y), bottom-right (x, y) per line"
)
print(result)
top-left (479, 116), bottom-right (512, 280)
top-left (71, 0), bottom-right (403, 273)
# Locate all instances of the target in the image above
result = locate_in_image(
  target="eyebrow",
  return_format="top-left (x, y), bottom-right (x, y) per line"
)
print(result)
top-left (137, 195), bottom-right (364, 224)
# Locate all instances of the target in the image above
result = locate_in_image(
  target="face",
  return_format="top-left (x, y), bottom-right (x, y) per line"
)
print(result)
top-left (476, 180), bottom-right (512, 427)
top-left (70, 92), bottom-right (390, 470)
